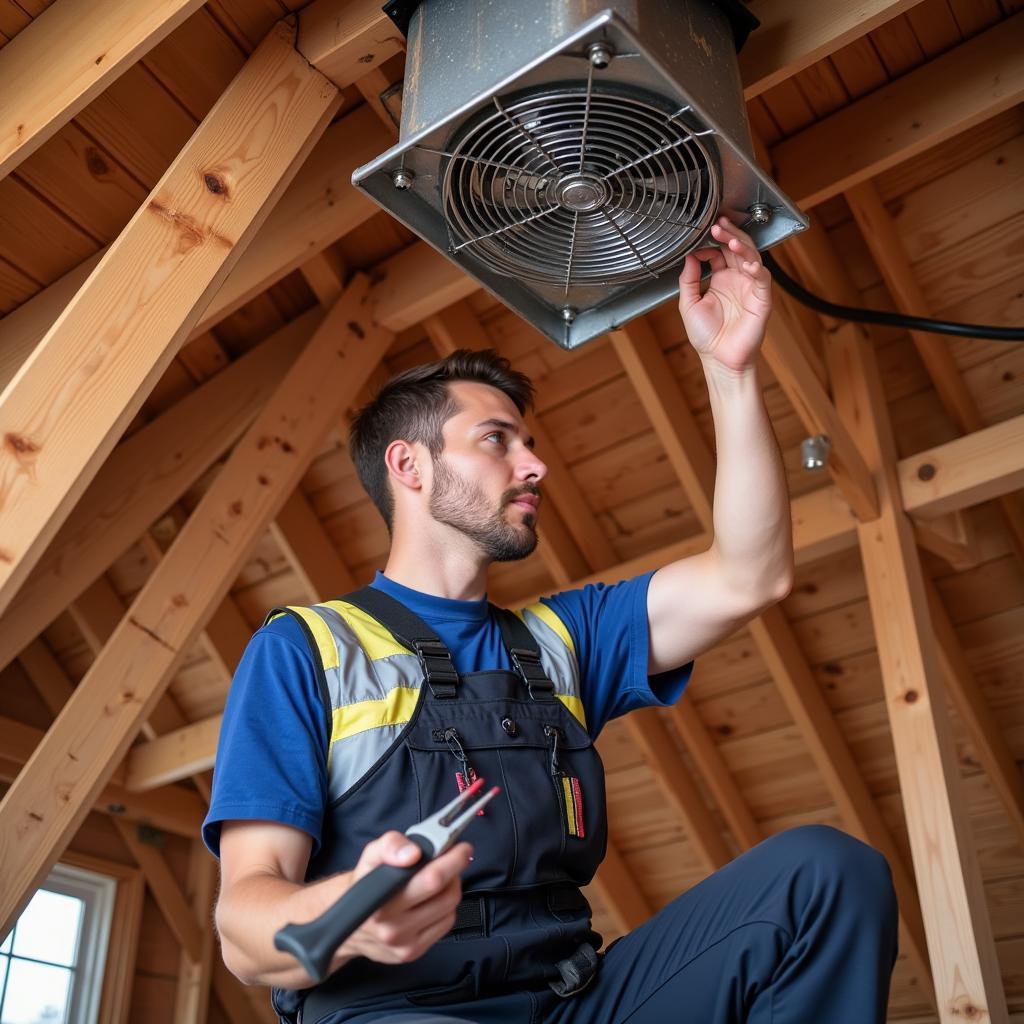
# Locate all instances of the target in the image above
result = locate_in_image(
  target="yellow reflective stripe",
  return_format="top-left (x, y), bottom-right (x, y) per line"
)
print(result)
top-left (329, 686), bottom-right (420, 744)
top-left (516, 602), bottom-right (576, 659)
top-left (266, 611), bottom-right (286, 624)
top-left (288, 607), bottom-right (339, 671)
top-left (561, 776), bottom-right (578, 836)
top-left (322, 600), bottom-right (411, 661)
top-left (557, 694), bottom-right (587, 731)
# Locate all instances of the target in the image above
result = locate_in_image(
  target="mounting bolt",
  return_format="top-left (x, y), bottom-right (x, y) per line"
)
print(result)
top-left (561, 306), bottom-right (577, 324)
top-left (588, 42), bottom-right (613, 69)
top-left (391, 167), bottom-right (415, 190)
top-left (801, 434), bottom-right (831, 471)
top-left (748, 202), bottom-right (772, 225)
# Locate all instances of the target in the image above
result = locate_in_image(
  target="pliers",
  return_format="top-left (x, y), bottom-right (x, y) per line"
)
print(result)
top-left (274, 777), bottom-right (499, 983)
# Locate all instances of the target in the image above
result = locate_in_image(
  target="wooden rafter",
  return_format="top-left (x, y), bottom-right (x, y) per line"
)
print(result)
top-left (844, 179), bottom-right (1024, 564)
top-left (296, 0), bottom-right (405, 90)
top-left (761, 301), bottom-right (879, 521)
top-left (0, 102), bottom-right (386, 394)
top-left (0, 0), bottom-right (204, 179)
top-left (0, 21), bottom-right (341, 619)
top-left (172, 840), bottom-right (217, 1024)
top-left (590, 832), bottom-right (653, 933)
top-left (770, 14), bottom-right (1024, 208)
top-left (0, 276), bottom-right (392, 936)
top-left (0, 317), bottom-right (312, 673)
top-left (625, 709), bottom-right (732, 870)
top-left (739, 0), bottom-right (923, 99)
top-left (609, 315), bottom-right (935, 999)
top-left (827, 320), bottom-right (1007, 1021)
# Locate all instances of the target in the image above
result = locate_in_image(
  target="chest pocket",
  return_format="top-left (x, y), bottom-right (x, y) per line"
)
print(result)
top-left (404, 695), bottom-right (607, 890)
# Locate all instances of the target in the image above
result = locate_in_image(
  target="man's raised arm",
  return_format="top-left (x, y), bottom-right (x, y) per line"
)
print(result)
top-left (646, 217), bottom-right (794, 674)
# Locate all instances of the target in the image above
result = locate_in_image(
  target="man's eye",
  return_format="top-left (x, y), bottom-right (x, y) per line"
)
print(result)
top-left (484, 432), bottom-right (504, 444)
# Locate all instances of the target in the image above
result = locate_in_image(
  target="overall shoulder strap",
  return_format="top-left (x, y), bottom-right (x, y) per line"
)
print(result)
top-left (342, 586), bottom-right (460, 699)
top-left (491, 605), bottom-right (556, 702)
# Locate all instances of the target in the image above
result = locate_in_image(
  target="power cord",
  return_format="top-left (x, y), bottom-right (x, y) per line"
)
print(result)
top-left (761, 251), bottom-right (1024, 343)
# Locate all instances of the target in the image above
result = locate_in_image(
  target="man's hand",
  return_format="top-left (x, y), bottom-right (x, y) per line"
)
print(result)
top-left (341, 830), bottom-right (472, 966)
top-left (678, 216), bottom-right (772, 371)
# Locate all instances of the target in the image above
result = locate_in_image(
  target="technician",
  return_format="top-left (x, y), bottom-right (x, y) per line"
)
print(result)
top-left (204, 217), bottom-right (899, 1023)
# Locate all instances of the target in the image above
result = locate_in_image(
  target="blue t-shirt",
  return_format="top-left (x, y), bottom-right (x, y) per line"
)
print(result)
top-left (202, 570), bottom-right (691, 856)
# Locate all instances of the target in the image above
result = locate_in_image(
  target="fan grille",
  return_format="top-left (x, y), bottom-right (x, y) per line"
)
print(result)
top-left (438, 86), bottom-right (719, 291)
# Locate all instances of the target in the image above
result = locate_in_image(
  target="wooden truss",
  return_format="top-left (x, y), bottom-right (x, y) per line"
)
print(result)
top-left (1, 2), bottom-right (1022, 1021)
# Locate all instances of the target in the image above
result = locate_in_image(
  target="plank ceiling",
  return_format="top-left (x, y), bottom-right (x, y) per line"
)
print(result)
top-left (0, 1), bottom-right (1023, 1021)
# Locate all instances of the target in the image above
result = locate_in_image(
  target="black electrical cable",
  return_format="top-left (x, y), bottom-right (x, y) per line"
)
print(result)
top-left (761, 251), bottom-right (1024, 343)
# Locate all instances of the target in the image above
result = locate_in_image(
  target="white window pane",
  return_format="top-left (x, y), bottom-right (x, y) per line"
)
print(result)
top-left (0, 931), bottom-right (11, 953)
top-left (11, 892), bottom-right (82, 967)
top-left (0, 954), bottom-right (8, 998)
top-left (1, 959), bottom-right (71, 1024)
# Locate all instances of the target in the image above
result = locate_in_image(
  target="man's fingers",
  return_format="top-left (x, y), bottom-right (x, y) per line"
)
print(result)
top-left (398, 842), bottom-right (472, 908)
top-left (710, 217), bottom-right (761, 268)
top-left (355, 831), bottom-right (423, 878)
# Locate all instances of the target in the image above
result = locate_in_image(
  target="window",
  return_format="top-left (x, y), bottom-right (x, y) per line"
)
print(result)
top-left (0, 864), bottom-right (116, 1024)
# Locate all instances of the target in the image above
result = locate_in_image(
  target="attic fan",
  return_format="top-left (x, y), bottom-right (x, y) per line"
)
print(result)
top-left (352, 0), bottom-right (809, 348)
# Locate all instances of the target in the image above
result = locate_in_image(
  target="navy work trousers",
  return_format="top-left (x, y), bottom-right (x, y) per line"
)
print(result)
top-left (320, 825), bottom-right (900, 1024)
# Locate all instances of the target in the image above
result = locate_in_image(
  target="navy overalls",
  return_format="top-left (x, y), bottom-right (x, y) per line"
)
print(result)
top-left (269, 588), bottom-right (900, 1023)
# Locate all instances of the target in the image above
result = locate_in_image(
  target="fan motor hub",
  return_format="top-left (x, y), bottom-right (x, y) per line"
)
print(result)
top-left (552, 172), bottom-right (609, 212)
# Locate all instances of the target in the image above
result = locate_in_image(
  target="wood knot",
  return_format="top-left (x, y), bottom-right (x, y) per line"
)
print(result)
top-left (229, 500), bottom-right (243, 516)
top-left (358, 52), bottom-right (374, 63)
top-left (171, 593), bottom-right (188, 608)
top-left (903, 689), bottom-right (919, 704)
top-left (258, 474), bottom-right (271, 486)
top-left (204, 172), bottom-right (229, 197)
top-left (916, 463), bottom-right (935, 482)
top-left (85, 148), bottom-right (109, 177)
top-left (347, 320), bottom-right (366, 340)
top-left (949, 995), bottom-right (986, 1019)
top-left (4, 432), bottom-right (40, 457)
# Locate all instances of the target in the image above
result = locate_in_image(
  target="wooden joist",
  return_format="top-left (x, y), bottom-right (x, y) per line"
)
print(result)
top-left (844, 180), bottom-right (1024, 564)
top-left (609, 316), bottom-right (935, 999)
top-left (0, 21), bottom-right (341, 619)
top-left (0, 317), bottom-right (312, 674)
top-left (172, 841), bottom-right (217, 1024)
top-left (625, 709), bottom-right (733, 871)
top-left (827, 320), bottom-right (1007, 1021)
top-left (761, 301), bottom-right (879, 521)
top-left (0, 0), bottom-right (204, 179)
top-left (0, 715), bottom-right (203, 838)
top-left (900, 415), bottom-right (1024, 520)
top-left (770, 14), bottom-right (1024, 208)
top-left (739, 0), bottom-right (922, 98)
top-left (0, 276), bottom-right (392, 936)
top-left (0, 102), bottom-right (386, 394)
top-left (296, 0), bottom-right (405, 90)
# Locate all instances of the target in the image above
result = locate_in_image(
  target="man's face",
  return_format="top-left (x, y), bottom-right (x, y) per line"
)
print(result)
top-left (426, 380), bottom-right (547, 562)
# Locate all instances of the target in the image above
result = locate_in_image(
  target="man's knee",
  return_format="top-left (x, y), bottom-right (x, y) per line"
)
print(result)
top-left (766, 825), bottom-right (898, 923)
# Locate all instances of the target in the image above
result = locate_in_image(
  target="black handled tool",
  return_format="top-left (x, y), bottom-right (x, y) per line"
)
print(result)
top-left (274, 777), bottom-right (499, 983)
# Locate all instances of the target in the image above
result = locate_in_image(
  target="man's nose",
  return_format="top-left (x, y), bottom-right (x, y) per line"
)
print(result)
top-left (517, 446), bottom-right (548, 483)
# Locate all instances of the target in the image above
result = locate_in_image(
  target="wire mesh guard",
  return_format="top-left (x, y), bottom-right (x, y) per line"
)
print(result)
top-left (431, 84), bottom-right (720, 293)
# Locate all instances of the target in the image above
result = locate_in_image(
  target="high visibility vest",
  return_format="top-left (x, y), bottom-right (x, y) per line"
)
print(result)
top-left (268, 586), bottom-right (608, 1021)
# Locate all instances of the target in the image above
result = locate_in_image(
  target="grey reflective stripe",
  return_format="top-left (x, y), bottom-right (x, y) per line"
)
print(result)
top-left (281, 601), bottom-right (583, 802)
top-left (517, 604), bottom-right (586, 731)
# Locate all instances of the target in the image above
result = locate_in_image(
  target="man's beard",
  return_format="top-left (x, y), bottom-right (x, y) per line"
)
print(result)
top-left (428, 456), bottom-right (539, 562)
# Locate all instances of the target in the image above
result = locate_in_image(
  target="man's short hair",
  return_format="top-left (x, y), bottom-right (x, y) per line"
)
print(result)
top-left (349, 348), bottom-right (534, 531)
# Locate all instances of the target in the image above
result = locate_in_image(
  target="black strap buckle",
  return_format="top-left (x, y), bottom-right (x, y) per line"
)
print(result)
top-left (548, 941), bottom-right (599, 998)
top-left (414, 639), bottom-right (459, 698)
top-left (509, 646), bottom-right (555, 702)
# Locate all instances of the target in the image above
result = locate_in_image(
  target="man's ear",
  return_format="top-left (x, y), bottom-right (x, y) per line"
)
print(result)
top-left (384, 439), bottom-right (424, 494)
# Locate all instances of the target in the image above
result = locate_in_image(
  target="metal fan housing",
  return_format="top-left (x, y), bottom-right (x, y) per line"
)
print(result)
top-left (353, 0), bottom-right (808, 348)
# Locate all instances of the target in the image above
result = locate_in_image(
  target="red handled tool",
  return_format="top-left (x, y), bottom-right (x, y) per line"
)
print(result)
top-left (274, 777), bottom-right (499, 983)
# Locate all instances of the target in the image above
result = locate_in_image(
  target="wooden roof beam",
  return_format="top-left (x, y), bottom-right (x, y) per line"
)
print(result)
top-left (0, 0), bottom-right (205, 180)
top-left (0, 316), bottom-right (313, 674)
top-left (590, 833), bottom-right (654, 933)
top-left (845, 180), bottom-right (1024, 564)
top-left (0, 715), bottom-right (203, 838)
top-left (762, 301), bottom-right (879, 521)
top-left (609, 315), bottom-right (934, 1000)
top-left (0, 276), bottom-right (392, 937)
top-left (625, 708), bottom-right (733, 871)
top-left (739, 0), bottom-right (924, 99)
top-left (828, 319), bottom-right (1007, 1021)
top-left (771, 13), bottom-right (1024, 208)
top-left (0, 21), bottom-right (341, 619)
top-left (297, 0), bottom-right (404, 90)
top-left (0, 102), bottom-right (387, 394)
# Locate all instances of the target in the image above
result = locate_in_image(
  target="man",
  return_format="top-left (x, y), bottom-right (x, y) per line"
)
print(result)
top-left (204, 218), bottom-right (898, 1023)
